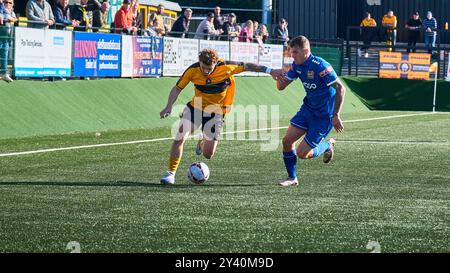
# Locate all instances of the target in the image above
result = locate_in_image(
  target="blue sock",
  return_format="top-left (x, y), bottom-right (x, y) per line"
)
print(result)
top-left (283, 150), bottom-right (297, 179)
top-left (312, 141), bottom-right (331, 158)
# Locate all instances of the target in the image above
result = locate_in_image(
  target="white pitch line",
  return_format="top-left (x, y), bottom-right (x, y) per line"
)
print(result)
top-left (0, 112), bottom-right (439, 157)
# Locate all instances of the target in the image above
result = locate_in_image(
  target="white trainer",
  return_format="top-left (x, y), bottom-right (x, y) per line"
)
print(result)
top-left (160, 171), bottom-right (175, 185)
top-left (279, 178), bottom-right (299, 187)
top-left (2, 74), bottom-right (13, 83)
top-left (323, 138), bottom-right (336, 164)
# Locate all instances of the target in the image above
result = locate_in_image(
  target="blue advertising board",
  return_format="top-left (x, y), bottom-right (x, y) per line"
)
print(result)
top-left (73, 32), bottom-right (121, 77)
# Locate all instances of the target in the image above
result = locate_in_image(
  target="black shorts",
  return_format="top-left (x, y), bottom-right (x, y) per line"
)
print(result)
top-left (180, 103), bottom-right (224, 141)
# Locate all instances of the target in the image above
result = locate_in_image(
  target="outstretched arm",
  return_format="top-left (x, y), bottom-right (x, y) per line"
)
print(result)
top-left (331, 79), bottom-right (346, 133)
top-left (243, 63), bottom-right (285, 81)
top-left (160, 86), bottom-right (182, 118)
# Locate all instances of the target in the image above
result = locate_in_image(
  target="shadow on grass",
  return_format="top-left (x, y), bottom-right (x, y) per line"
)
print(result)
top-left (0, 181), bottom-right (261, 188)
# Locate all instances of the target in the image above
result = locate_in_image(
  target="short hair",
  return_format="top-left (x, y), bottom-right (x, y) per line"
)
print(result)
top-left (198, 49), bottom-right (220, 65)
top-left (288, 35), bottom-right (310, 50)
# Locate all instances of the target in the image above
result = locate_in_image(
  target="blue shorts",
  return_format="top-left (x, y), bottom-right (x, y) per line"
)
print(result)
top-left (290, 107), bottom-right (333, 148)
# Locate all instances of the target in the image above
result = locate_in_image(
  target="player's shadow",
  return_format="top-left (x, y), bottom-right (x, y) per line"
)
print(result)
top-left (0, 181), bottom-right (258, 188)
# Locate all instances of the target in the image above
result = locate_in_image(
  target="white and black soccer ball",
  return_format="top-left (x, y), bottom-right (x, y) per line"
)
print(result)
top-left (187, 162), bottom-right (210, 184)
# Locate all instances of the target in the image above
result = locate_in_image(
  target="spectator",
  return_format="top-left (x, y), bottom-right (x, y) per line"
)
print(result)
top-left (71, 0), bottom-right (101, 32)
top-left (382, 10), bottom-right (397, 51)
top-left (26, 0), bottom-right (54, 29)
top-left (273, 18), bottom-right (289, 45)
top-left (114, 0), bottom-right (137, 34)
top-left (146, 12), bottom-right (159, 36)
top-left (423, 11), bottom-right (437, 54)
top-left (256, 23), bottom-right (269, 43)
top-left (194, 12), bottom-right (223, 40)
top-left (405, 11), bottom-right (422, 53)
top-left (0, 0), bottom-right (16, 82)
top-left (213, 6), bottom-right (224, 32)
top-left (252, 20), bottom-right (258, 39)
top-left (170, 8), bottom-right (192, 38)
top-left (149, 3), bottom-right (166, 36)
top-left (359, 12), bottom-right (377, 58)
top-left (92, 0), bottom-right (109, 32)
top-left (53, 0), bottom-right (79, 30)
top-left (239, 20), bottom-right (254, 43)
top-left (222, 13), bottom-right (239, 41)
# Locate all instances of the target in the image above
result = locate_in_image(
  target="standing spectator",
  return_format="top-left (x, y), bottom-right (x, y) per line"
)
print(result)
top-left (359, 12), bottom-right (377, 58)
top-left (169, 8), bottom-right (192, 38)
top-left (405, 11), bottom-right (422, 53)
top-left (239, 20), bottom-right (254, 43)
top-left (222, 13), bottom-right (239, 41)
top-left (423, 11), bottom-right (437, 54)
top-left (194, 12), bottom-right (223, 40)
top-left (382, 10), bottom-right (397, 51)
top-left (0, 0), bottom-right (16, 82)
top-left (26, 0), bottom-right (54, 29)
top-left (92, 0), bottom-right (109, 32)
top-left (53, 0), bottom-right (79, 30)
top-left (213, 6), bottom-right (223, 32)
top-left (149, 4), bottom-right (166, 36)
top-left (71, 0), bottom-right (101, 32)
top-left (114, 0), bottom-right (136, 34)
top-left (273, 18), bottom-right (289, 45)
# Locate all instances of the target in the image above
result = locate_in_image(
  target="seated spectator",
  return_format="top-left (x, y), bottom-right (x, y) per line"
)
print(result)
top-left (149, 4), bottom-right (166, 36)
top-left (272, 18), bottom-right (289, 45)
top-left (405, 11), bottom-right (422, 53)
top-left (222, 13), bottom-right (239, 42)
top-left (359, 12), bottom-right (377, 57)
top-left (0, 0), bottom-right (16, 82)
top-left (71, 0), bottom-right (101, 32)
top-left (255, 23), bottom-right (269, 44)
top-left (26, 0), bottom-right (55, 29)
top-left (239, 20), bottom-right (254, 42)
top-left (92, 0), bottom-right (109, 32)
top-left (114, 0), bottom-right (137, 34)
top-left (170, 8), bottom-right (192, 38)
top-left (53, 0), bottom-right (80, 30)
top-left (382, 10), bottom-right (397, 51)
top-left (194, 12), bottom-right (223, 40)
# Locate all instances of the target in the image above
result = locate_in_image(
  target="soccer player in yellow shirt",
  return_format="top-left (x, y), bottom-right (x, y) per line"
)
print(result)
top-left (159, 49), bottom-right (280, 184)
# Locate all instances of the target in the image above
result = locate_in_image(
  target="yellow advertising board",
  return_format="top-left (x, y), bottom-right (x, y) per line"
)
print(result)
top-left (379, 51), bottom-right (431, 80)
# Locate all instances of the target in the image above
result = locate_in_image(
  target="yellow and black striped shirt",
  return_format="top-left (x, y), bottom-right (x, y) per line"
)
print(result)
top-left (176, 59), bottom-right (245, 114)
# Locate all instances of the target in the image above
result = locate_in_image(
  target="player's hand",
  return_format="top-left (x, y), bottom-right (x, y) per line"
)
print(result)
top-left (160, 107), bottom-right (171, 119)
top-left (270, 69), bottom-right (284, 80)
top-left (332, 115), bottom-right (344, 133)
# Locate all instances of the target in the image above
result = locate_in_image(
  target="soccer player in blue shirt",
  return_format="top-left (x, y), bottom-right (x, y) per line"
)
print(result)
top-left (274, 35), bottom-right (346, 186)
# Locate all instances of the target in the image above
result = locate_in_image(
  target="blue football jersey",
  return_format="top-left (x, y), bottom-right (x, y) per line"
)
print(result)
top-left (286, 54), bottom-right (338, 117)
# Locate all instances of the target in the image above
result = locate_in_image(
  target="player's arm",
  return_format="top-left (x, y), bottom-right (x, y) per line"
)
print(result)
top-left (331, 79), bottom-right (346, 133)
top-left (160, 86), bottom-right (182, 118)
top-left (241, 62), bottom-right (284, 80)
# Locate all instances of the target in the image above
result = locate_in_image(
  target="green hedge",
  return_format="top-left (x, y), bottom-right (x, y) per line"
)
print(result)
top-left (341, 76), bottom-right (450, 112)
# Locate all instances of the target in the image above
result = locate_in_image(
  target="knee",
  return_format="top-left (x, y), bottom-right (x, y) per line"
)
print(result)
top-left (282, 137), bottom-right (294, 150)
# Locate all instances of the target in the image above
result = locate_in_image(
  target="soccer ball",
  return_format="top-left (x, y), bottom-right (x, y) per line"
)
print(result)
top-left (187, 162), bottom-right (210, 184)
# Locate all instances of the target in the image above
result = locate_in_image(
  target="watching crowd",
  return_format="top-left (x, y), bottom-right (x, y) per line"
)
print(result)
top-left (0, 0), bottom-right (291, 83)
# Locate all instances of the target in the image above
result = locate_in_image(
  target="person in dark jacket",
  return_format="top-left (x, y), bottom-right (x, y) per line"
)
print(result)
top-left (70, 0), bottom-right (100, 32)
top-left (169, 8), bottom-right (192, 38)
top-left (405, 11), bottom-right (422, 53)
top-left (53, 0), bottom-right (79, 29)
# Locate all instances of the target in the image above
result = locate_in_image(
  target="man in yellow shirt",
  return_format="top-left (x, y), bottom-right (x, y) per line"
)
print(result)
top-left (359, 12), bottom-right (377, 57)
top-left (382, 10), bottom-right (397, 51)
top-left (159, 49), bottom-right (280, 184)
